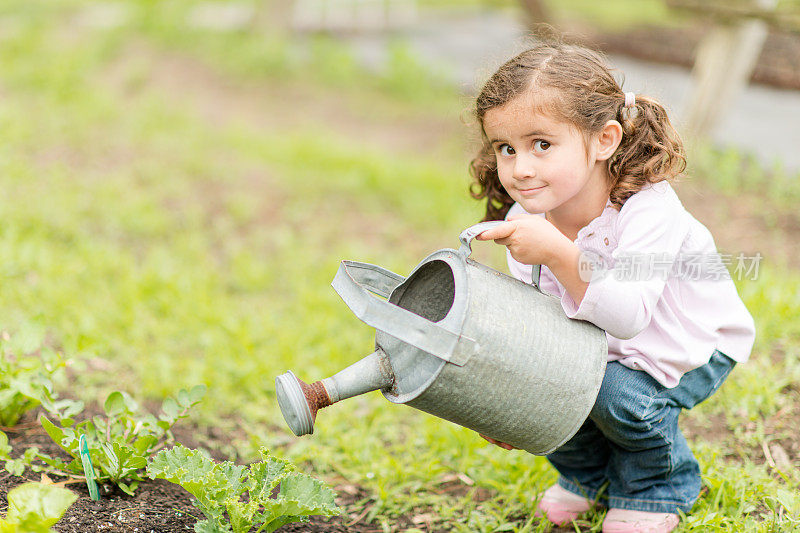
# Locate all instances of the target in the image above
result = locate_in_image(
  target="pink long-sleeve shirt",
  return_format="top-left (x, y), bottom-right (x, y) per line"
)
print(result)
top-left (506, 181), bottom-right (756, 388)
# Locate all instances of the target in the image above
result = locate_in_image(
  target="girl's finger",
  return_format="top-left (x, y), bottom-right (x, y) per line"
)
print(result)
top-left (479, 433), bottom-right (517, 450)
top-left (479, 434), bottom-right (500, 445)
top-left (476, 222), bottom-right (515, 241)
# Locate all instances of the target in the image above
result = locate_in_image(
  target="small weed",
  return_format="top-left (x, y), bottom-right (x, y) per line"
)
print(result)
top-left (0, 482), bottom-right (77, 533)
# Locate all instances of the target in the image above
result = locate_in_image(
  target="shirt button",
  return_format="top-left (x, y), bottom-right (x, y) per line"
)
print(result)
top-left (604, 238), bottom-right (609, 245)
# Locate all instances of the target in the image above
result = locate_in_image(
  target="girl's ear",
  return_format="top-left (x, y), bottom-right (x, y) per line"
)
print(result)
top-left (594, 120), bottom-right (623, 162)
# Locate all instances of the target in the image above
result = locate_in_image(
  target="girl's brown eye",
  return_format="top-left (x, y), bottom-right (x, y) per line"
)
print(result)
top-left (533, 140), bottom-right (550, 152)
top-left (498, 144), bottom-right (515, 156)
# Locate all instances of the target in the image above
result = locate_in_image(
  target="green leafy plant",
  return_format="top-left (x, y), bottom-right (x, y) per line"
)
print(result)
top-left (0, 328), bottom-right (81, 428)
top-left (33, 386), bottom-right (205, 495)
top-left (0, 430), bottom-right (41, 477)
top-left (0, 482), bottom-right (77, 533)
top-left (147, 444), bottom-right (341, 533)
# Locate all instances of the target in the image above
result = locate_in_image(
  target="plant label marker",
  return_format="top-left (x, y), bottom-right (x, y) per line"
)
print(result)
top-left (79, 435), bottom-right (100, 500)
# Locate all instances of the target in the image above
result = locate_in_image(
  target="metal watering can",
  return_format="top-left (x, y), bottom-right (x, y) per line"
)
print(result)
top-left (275, 222), bottom-right (608, 455)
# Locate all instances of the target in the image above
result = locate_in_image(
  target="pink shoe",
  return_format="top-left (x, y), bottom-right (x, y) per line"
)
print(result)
top-left (533, 484), bottom-right (595, 526)
top-left (602, 508), bottom-right (679, 533)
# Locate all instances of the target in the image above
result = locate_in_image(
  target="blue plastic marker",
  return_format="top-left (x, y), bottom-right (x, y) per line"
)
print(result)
top-left (79, 435), bottom-right (100, 501)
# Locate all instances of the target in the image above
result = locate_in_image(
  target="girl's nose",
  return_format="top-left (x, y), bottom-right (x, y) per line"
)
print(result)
top-left (512, 152), bottom-right (536, 181)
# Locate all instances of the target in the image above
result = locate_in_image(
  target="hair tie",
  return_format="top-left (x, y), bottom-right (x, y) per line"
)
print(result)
top-left (621, 92), bottom-right (639, 122)
top-left (624, 92), bottom-right (636, 108)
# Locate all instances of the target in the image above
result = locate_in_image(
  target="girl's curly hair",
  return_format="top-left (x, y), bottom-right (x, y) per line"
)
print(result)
top-left (469, 41), bottom-right (686, 221)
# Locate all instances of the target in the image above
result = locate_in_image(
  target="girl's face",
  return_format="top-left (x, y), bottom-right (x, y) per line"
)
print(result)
top-left (482, 93), bottom-right (608, 217)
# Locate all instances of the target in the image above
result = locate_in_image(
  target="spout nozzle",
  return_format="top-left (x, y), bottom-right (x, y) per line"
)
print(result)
top-left (275, 370), bottom-right (333, 436)
top-left (276, 349), bottom-right (395, 437)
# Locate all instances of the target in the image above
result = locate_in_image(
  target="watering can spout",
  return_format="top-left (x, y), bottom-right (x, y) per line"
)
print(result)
top-left (276, 348), bottom-right (395, 436)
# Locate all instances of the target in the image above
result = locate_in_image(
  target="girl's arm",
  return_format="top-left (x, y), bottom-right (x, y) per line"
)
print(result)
top-left (546, 238), bottom-right (590, 307)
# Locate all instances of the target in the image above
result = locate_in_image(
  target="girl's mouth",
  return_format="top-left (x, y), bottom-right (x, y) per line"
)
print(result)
top-left (518, 185), bottom-right (546, 196)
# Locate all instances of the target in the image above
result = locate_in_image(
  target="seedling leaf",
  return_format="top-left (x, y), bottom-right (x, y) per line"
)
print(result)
top-left (194, 519), bottom-right (231, 533)
top-left (0, 432), bottom-right (27, 477)
top-left (0, 432), bottom-right (11, 457)
top-left (188, 385), bottom-right (207, 404)
top-left (161, 397), bottom-right (180, 421)
top-left (1, 482), bottom-right (77, 531)
top-left (103, 392), bottom-right (126, 417)
top-left (39, 417), bottom-right (76, 458)
top-left (0, 331), bottom-right (74, 427)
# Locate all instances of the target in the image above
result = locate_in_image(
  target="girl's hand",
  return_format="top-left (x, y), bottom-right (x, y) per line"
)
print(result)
top-left (475, 214), bottom-right (568, 266)
top-left (479, 433), bottom-right (518, 451)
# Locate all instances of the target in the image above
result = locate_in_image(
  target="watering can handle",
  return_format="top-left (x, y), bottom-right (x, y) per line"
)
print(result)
top-left (332, 261), bottom-right (479, 367)
top-left (458, 221), bottom-right (542, 289)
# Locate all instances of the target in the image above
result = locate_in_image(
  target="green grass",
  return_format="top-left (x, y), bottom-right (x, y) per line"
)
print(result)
top-left (689, 141), bottom-right (800, 215)
top-left (0, 1), bottom-right (799, 531)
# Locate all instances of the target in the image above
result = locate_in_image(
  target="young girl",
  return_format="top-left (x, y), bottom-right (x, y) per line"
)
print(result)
top-left (470, 43), bottom-right (755, 533)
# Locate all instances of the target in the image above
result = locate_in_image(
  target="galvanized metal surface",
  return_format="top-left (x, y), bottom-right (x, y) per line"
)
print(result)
top-left (276, 223), bottom-right (608, 454)
top-left (457, 220), bottom-right (505, 257)
top-left (332, 260), bottom-right (479, 366)
top-left (395, 254), bottom-right (606, 454)
top-left (321, 349), bottom-right (394, 403)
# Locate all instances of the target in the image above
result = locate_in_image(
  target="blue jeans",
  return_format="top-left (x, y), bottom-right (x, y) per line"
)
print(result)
top-left (546, 349), bottom-right (736, 513)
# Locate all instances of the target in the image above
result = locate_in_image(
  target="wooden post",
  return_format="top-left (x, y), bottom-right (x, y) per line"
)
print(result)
top-left (682, 0), bottom-right (777, 138)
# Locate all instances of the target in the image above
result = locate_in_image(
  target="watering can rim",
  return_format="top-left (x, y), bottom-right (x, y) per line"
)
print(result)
top-left (379, 248), bottom-right (471, 404)
top-left (332, 248), bottom-right (480, 368)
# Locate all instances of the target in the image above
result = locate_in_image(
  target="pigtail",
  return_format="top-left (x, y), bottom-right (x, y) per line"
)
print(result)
top-left (469, 143), bottom-right (515, 222)
top-left (608, 95), bottom-right (686, 210)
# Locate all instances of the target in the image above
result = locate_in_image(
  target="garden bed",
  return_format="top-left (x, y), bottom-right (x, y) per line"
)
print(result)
top-left (0, 413), bottom-right (422, 533)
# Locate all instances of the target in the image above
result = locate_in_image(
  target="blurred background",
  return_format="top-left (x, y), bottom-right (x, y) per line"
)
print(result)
top-left (289, 0), bottom-right (800, 170)
top-left (1, 1), bottom-right (799, 530)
